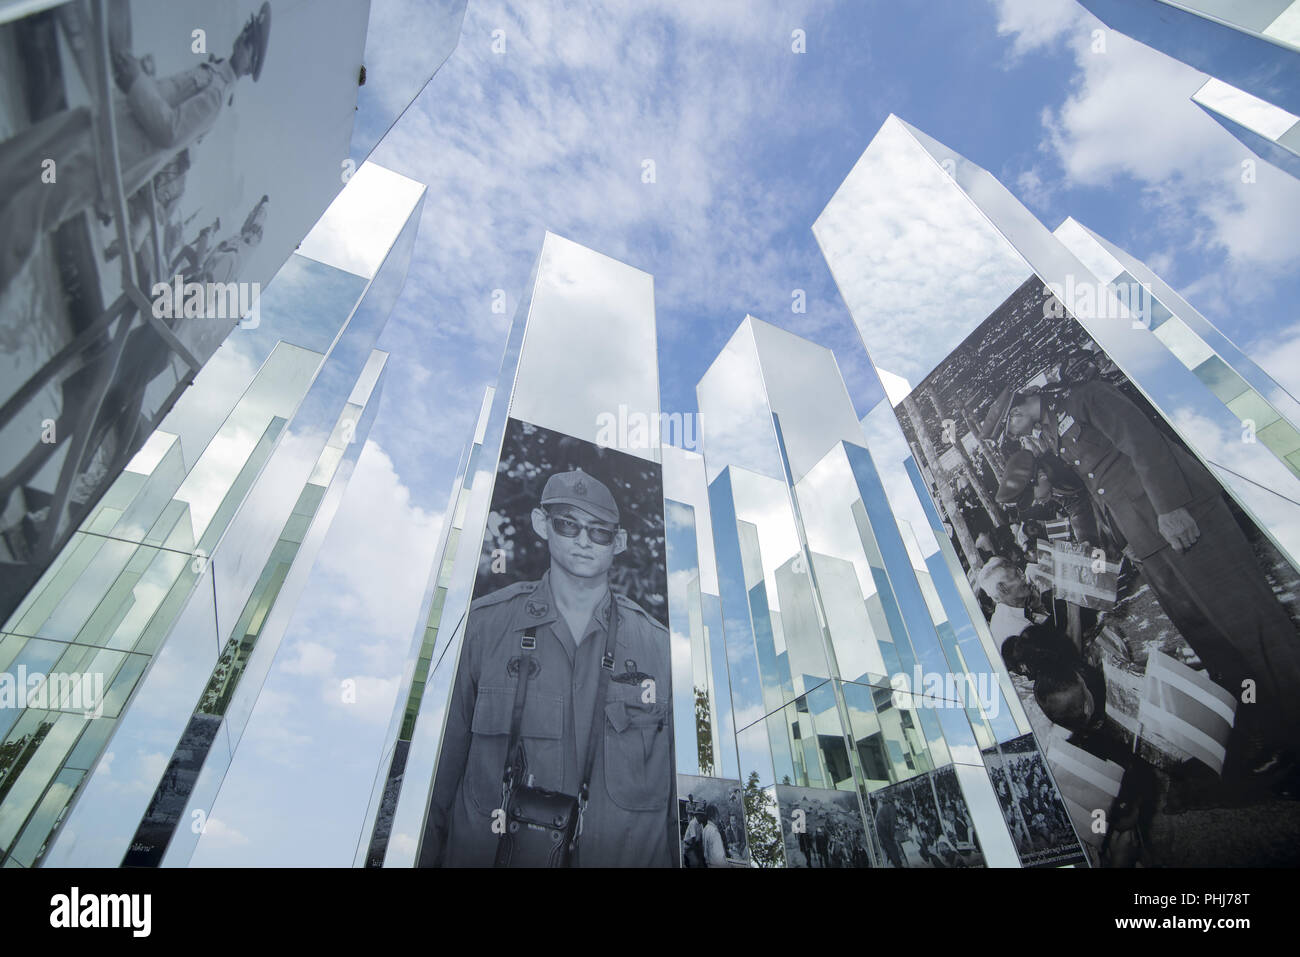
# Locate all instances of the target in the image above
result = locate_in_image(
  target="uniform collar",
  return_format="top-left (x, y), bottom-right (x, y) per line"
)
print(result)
top-left (509, 570), bottom-right (617, 636)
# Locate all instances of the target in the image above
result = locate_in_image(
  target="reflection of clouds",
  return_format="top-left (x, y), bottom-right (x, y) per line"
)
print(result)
top-left (173, 344), bottom-right (321, 540)
top-left (728, 467), bottom-right (802, 612)
top-left (749, 320), bottom-right (863, 484)
top-left (195, 815), bottom-right (251, 848)
top-left (814, 116), bottom-right (1031, 384)
top-left (697, 320), bottom-right (784, 481)
top-left (860, 402), bottom-right (943, 560)
top-left (298, 164), bottom-right (428, 278)
top-left (796, 444), bottom-right (878, 599)
top-left (511, 235), bottom-right (658, 458)
top-left (191, 440), bottom-right (441, 864)
top-left (1170, 407), bottom-right (1300, 564)
top-left (995, 0), bottom-right (1300, 318)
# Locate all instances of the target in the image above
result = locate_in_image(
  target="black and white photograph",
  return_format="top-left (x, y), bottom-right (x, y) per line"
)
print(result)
top-left (678, 774), bottom-right (749, 868)
top-left (422, 416), bottom-right (675, 867)
top-left (982, 735), bottom-right (1085, 868)
top-left (775, 783), bottom-right (870, 868)
top-left (0, 0), bottom-right (364, 620)
top-left (869, 769), bottom-right (986, 868)
top-left (895, 276), bottom-right (1300, 866)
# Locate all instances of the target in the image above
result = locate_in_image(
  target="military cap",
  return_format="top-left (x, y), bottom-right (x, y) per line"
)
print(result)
top-left (996, 450), bottom-right (1036, 504)
top-left (541, 469), bottom-right (619, 524)
top-left (241, 2), bottom-right (272, 82)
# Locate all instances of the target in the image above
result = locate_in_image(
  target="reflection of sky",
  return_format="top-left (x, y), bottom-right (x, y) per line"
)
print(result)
top-left (750, 319), bottom-right (864, 484)
top-left (814, 116), bottom-right (1032, 384)
top-left (193, 0), bottom-right (1300, 864)
top-left (696, 321), bottom-right (784, 482)
top-left (510, 234), bottom-right (659, 457)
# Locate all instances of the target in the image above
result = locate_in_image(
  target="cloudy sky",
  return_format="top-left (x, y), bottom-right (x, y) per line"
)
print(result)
top-left (192, 0), bottom-right (1300, 865)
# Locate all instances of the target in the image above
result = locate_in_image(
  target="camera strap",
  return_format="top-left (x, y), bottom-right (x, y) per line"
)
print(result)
top-left (579, 593), bottom-right (619, 817)
top-left (502, 629), bottom-right (537, 794)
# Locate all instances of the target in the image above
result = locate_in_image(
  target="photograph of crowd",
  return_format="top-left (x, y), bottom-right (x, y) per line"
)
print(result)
top-left (678, 774), bottom-right (749, 867)
top-left (0, 1), bottom-right (362, 621)
top-left (983, 735), bottom-right (1084, 867)
top-left (895, 275), bottom-right (1300, 866)
top-left (423, 418), bottom-right (676, 867)
top-left (776, 784), bottom-right (870, 868)
top-left (869, 767), bottom-right (986, 868)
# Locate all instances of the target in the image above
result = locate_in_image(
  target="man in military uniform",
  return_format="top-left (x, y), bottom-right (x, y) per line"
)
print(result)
top-left (989, 377), bottom-right (1300, 776)
top-left (0, 3), bottom-right (272, 293)
top-left (425, 469), bottom-right (676, 867)
top-left (191, 195), bottom-right (269, 285)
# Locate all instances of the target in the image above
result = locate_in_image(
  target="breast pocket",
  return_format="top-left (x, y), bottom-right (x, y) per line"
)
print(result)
top-left (602, 682), bottom-right (671, 812)
top-left (464, 685), bottom-right (564, 816)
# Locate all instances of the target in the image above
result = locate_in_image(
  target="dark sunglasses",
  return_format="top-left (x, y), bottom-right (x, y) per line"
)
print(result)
top-left (546, 512), bottom-right (618, 546)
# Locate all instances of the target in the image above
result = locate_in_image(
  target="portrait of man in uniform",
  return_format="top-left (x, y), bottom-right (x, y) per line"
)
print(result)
top-left (423, 421), bottom-right (675, 867)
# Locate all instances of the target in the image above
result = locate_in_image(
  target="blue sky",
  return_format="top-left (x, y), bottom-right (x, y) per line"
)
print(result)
top-left (192, 0), bottom-right (1300, 864)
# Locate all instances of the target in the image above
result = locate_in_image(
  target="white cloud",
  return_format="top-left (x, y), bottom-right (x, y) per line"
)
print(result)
top-left (279, 640), bottom-right (338, 677)
top-left (313, 439), bottom-right (444, 644)
top-left (993, 0), bottom-right (1084, 57)
top-left (331, 674), bottom-right (402, 726)
top-left (994, 0), bottom-right (1300, 286)
top-left (197, 815), bottom-right (251, 848)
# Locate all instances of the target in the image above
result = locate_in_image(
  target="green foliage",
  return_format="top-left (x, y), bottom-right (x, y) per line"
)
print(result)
top-left (694, 687), bottom-right (714, 776)
top-left (742, 770), bottom-right (785, 868)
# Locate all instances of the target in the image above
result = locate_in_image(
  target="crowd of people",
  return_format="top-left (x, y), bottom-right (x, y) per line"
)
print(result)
top-left (680, 793), bottom-right (746, 867)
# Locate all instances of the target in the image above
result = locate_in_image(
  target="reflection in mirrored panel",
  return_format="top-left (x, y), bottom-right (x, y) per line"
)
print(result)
top-left (820, 114), bottom-right (1300, 867)
top-left (1057, 217), bottom-right (1300, 493)
top-left (1191, 77), bottom-right (1300, 176)
top-left (696, 321), bottom-right (784, 482)
top-left (706, 473), bottom-right (768, 743)
top-left (38, 557), bottom-right (220, 867)
top-left (1076, 0), bottom-right (1300, 109)
top-left (358, 389), bottom-right (494, 868)
top-left (510, 234), bottom-right (659, 462)
top-left (19, 167), bottom-right (425, 868)
top-left (123, 357), bottom-right (388, 867)
top-left (757, 681), bottom-right (857, 793)
top-left (813, 116), bottom-right (1034, 386)
top-left (665, 499), bottom-right (714, 776)
top-left (746, 320), bottom-right (865, 484)
top-left (350, 1), bottom-right (469, 161)
top-left (840, 679), bottom-right (936, 790)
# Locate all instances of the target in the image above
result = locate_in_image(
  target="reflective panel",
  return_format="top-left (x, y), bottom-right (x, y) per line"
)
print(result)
top-left (696, 321), bottom-right (784, 482)
top-left (1076, 0), bottom-right (1300, 109)
top-left (509, 234), bottom-right (659, 463)
top-left (818, 115), bottom-right (1300, 866)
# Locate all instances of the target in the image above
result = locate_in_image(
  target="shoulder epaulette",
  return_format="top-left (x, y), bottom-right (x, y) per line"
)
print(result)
top-left (470, 579), bottom-right (536, 612)
top-left (615, 593), bottom-right (667, 632)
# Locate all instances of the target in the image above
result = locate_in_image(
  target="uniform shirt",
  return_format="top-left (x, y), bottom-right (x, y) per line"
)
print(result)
top-left (427, 571), bottom-right (675, 867)
top-left (1050, 380), bottom-right (1220, 559)
top-left (127, 58), bottom-right (238, 150)
top-left (702, 821), bottom-right (728, 866)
